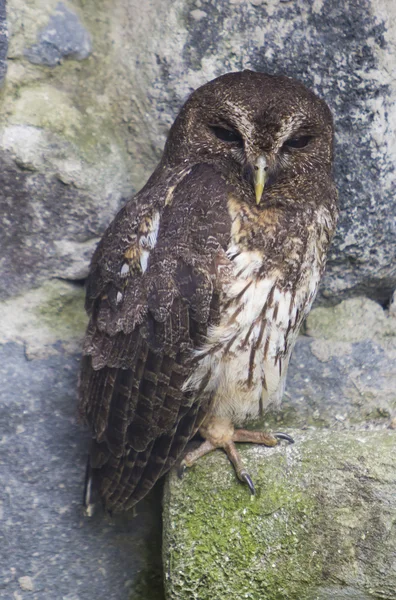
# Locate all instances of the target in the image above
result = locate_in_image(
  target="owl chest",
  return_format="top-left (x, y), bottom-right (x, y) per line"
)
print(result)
top-left (208, 273), bottom-right (290, 420)
top-left (184, 246), bottom-right (322, 423)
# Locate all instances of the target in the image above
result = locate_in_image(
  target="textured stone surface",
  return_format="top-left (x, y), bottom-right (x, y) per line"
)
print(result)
top-left (0, 343), bottom-right (164, 600)
top-left (0, 285), bottom-right (164, 600)
top-left (1, 0), bottom-right (396, 301)
top-left (25, 2), bottom-right (92, 66)
top-left (0, 279), bottom-right (87, 358)
top-left (263, 297), bottom-right (396, 430)
top-left (2, 0), bottom-right (132, 297)
top-left (0, 1), bottom-right (6, 85)
top-left (0, 144), bottom-right (126, 296)
top-left (163, 430), bottom-right (396, 600)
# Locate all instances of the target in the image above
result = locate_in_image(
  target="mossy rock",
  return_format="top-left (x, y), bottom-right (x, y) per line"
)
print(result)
top-left (163, 430), bottom-right (396, 600)
top-left (0, 279), bottom-right (87, 358)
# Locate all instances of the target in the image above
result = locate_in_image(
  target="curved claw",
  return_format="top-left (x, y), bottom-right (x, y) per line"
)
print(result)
top-left (240, 470), bottom-right (256, 495)
top-left (177, 462), bottom-right (187, 480)
top-left (274, 432), bottom-right (295, 444)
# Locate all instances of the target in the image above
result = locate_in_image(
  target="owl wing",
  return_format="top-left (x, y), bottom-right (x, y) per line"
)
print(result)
top-left (79, 163), bottom-right (232, 511)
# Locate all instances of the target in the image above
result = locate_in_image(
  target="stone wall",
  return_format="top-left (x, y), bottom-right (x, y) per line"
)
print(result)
top-left (1, 1), bottom-right (395, 599)
top-left (2, 0), bottom-right (396, 303)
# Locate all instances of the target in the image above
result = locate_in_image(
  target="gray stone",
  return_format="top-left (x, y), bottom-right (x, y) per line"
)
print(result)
top-left (163, 430), bottom-right (396, 600)
top-left (264, 298), bottom-right (396, 429)
top-left (0, 128), bottom-right (130, 298)
top-left (390, 290), bottom-right (396, 316)
top-left (25, 3), bottom-right (91, 66)
top-left (0, 341), bottom-right (164, 600)
top-left (0, 1), bottom-right (6, 85)
top-left (0, 280), bottom-right (164, 599)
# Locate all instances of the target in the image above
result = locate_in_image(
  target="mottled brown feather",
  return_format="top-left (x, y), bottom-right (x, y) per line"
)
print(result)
top-left (79, 163), bottom-right (232, 511)
top-left (79, 70), bottom-right (338, 512)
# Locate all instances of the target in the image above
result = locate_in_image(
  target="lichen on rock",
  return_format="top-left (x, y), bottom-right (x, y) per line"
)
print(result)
top-left (25, 2), bottom-right (92, 67)
top-left (0, 1), bottom-right (7, 85)
top-left (163, 431), bottom-right (396, 600)
top-left (0, 279), bottom-right (88, 359)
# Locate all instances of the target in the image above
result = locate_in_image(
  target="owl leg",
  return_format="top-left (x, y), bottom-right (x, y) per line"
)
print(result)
top-left (179, 417), bottom-right (262, 493)
top-left (178, 415), bottom-right (234, 478)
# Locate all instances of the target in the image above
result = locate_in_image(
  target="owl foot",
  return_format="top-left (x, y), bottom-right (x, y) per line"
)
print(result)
top-left (223, 439), bottom-right (256, 494)
top-left (222, 432), bottom-right (293, 494)
top-left (178, 430), bottom-right (293, 494)
top-left (178, 438), bottom-right (260, 494)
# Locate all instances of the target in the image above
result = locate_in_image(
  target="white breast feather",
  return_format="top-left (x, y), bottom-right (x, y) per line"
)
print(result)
top-left (184, 242), bottom-right (322, 424)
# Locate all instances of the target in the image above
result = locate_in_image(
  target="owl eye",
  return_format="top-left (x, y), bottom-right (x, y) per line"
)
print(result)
top-left (210, 125), bottom-right (243, 145)
top-left (283, 135), bottom-right (313, 149)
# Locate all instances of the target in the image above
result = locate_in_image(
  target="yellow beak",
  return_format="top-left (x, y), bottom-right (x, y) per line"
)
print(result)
top-left (254, 156), bottom-right (267, 205)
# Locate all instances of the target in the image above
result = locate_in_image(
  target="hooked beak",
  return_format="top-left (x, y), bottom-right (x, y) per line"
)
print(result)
top-left (254, 155), bottom-right (267, 205)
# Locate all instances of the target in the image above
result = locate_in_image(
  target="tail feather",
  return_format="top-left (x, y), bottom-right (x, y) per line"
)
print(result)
top-left (83, 456), bottom-right (99, 517)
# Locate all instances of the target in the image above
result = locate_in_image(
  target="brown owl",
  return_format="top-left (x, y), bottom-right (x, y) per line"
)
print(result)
top-left (79, 70), bottom-right (338, 512)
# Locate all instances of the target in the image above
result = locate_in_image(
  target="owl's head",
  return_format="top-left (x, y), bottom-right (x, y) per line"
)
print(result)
top-left (164, 70), bottom-right (334, 204)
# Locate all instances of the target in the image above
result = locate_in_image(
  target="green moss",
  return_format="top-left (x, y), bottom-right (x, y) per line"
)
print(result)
top-left (305, 298), bottom-right (395, 343)
top-left (11, 86), bottom-right (81, 136)
top-left (34, 280), bottom-right (87, 338)
top-left (163, 431), bottom-right (396, 600)
top-left (165, 450), bottom-right (322, 599)
top-left (8, 81), bottom-right (123, 163)
top-left (0, 279), bottom-right (88, 358)
top-left (2, 0), bottom-right (130, 166)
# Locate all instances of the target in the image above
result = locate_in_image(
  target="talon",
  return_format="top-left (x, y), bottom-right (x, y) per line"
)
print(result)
top-left (240, 470), bottom-right (256, 495)
top-left (177, 439), bottom-right (216, 480)
top-left (274, 432), bottom-right (294, 444)
top-left (178, 462), bottom-right (187, 479)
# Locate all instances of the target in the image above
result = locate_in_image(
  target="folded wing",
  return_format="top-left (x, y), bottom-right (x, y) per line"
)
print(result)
top-left (79, 163), bottom-right (232, 511)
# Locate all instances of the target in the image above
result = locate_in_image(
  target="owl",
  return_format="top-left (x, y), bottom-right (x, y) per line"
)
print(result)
top-left (79, 70), bottom-right (338, 512)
